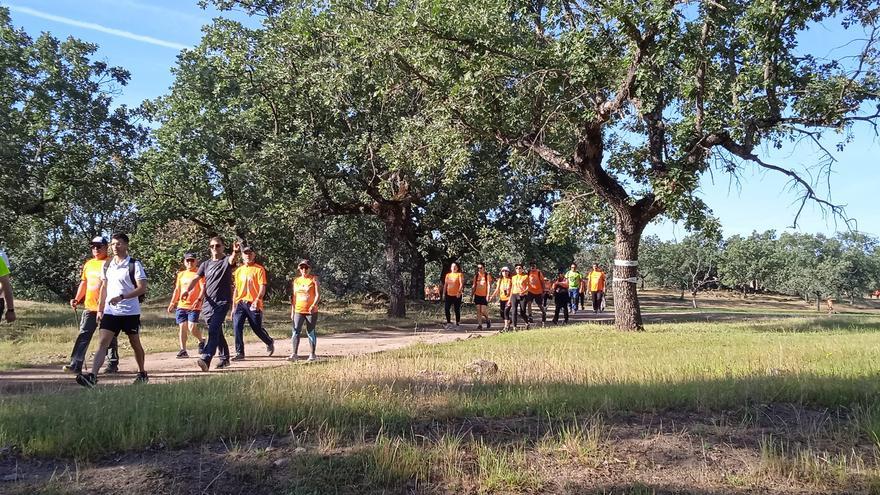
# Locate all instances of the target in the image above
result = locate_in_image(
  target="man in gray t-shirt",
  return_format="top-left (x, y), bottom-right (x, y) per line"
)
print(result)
top-left (183, 236), bottom-right (239, 371)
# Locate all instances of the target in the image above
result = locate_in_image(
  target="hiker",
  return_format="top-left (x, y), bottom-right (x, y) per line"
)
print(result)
top-left (0, 248), bottom-right (15, 323)
top-left (510, 264), bottom-right (529, 330)
top-left (489, 266), bottom-right (512, 331)
top-left (167, 253), bottom-right (206, 358)
top-left (525, 260), bottom-right (547, 327)
top-left (231, 244), bottom-right (275, 360)
top-left (587, 263), bottom-right (606, 313)
top-left (551, 270), bottom-right (570, 325)
top-left (75, 233), bottom-right (149, 387)
top-left (289, 259), bottom-right (320, 362)
top-left (182, 236), bottom-right (235, 372)
top-left (443, 262), bottom-right (464, 329)
top-left (565, 263), bottom-right (582, 313)
top-left (64, 236), bottom-right (120, 374)
top-left (472, 263), bottom-right (493, 330)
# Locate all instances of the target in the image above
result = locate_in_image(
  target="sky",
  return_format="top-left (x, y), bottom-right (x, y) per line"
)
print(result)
top-left (3, 0), bottom-right (878, 241)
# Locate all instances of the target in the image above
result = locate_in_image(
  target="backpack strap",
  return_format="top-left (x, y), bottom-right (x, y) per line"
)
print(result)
top-left (128, 258), bottom-right (137, 286)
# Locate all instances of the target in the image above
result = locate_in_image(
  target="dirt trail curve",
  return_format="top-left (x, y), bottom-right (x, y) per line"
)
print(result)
top-left (0, 310), bottom-right (779, 395)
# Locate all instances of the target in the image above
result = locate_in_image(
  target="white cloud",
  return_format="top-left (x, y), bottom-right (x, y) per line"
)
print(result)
top-left (4, 4), bottom-right (191, 50)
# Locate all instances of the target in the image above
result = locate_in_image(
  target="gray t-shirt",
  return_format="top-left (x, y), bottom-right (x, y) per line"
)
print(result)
top-left (198, 256), bottom-right (234, 309)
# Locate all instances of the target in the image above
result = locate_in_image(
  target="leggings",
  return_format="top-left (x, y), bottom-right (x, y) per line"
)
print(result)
top-left (292, 312), bottom-right (318, 355)
top-left (500, 300), bottom-right (510, 321)
top-left (509, 294), bottom-right (528, 327)
top-left (444, 294), bottom-right (462, 324)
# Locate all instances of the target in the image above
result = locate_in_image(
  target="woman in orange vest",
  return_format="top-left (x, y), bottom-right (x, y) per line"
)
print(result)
top-left (587, 263), bottom-right (607, 313)
top-left (509, 263), bottom-right (530, 330)
top-left (443, 262), bottom-right (464, 329)
top-left (489, 266), bottom-right (513, 331)
top-left (472, 262), bottom-right (493, 330)
top-left (289, 259), bottom-right (320, 362)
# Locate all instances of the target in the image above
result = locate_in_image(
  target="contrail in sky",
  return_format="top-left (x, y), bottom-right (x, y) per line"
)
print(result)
top-left (4, 4), bottom-right (190, 50)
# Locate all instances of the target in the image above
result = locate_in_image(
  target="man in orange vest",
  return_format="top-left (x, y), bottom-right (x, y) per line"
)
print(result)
top-left (525, 260), bottom-right (547, 327)
top-left (587, 263), bottom-right (607, 313)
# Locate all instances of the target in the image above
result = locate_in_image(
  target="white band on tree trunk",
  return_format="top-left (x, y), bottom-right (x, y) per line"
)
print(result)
top-left (613, 277), bottom-right (640, 283)
top-left (614, 259), bottom-right (639, 267)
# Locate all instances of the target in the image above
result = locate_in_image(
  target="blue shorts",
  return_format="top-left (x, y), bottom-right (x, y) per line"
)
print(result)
top-left (175, 308), bottom-right (201, 325)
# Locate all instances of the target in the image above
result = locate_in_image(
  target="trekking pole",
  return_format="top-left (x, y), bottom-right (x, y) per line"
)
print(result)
top-left (72, 304), bottom-right (80, 329)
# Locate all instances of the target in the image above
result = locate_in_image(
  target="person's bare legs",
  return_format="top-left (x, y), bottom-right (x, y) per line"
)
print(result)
top-left (189, 321), bottom-right (203, 342)
top-left (90, 329), bottom-right (116, 374)
top-left (178, 322), bottom-right (188, 350)
top-left (127, 333), bottom-right (146, 373)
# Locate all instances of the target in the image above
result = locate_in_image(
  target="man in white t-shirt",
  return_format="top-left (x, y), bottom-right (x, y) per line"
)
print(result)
top-left (76, 233), bottom-right (149, 388)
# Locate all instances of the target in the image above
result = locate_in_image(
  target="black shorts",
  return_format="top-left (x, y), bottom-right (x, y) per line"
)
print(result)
top-left (473, 295), bottom-right (488, 305)
top-left (100, 314), bottom-right (141, 336)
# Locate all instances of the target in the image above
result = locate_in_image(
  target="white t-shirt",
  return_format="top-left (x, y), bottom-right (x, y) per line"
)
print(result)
top-left (100, 256), bottom-right (147, 316)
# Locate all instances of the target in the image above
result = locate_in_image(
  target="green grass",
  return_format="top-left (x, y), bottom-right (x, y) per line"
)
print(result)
top-left (3, 315), bottom-right (880, 461)
top-left (0, 299), bottom-right (445, 370)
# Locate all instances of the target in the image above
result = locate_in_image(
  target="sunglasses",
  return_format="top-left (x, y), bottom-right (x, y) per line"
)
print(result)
top-left (210, 244), bottom-right (223, 248)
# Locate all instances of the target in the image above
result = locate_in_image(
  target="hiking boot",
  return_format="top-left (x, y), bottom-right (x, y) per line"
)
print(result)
top-left (76, 372), bottom-right (97, 389)
top-left (198, 341), bottom-right (206, 354)
top-left (197, 358), bottom-right (209, 372)
top-left (104, 362), bottom-right (119, 374)
top-left (231, 354), bottom-right (246, 361)
top-left (266, 339), bottom-right (275, 357)
top-left (176, 349), bottom-right (189, 359)
top-left (215, 359), bottom-right (230, 369)
top-left (133, 372), bottom-right (149, 384)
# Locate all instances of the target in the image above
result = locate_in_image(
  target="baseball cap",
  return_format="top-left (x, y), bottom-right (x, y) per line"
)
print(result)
top-left (501, 266), bottom-right (510, 272)
top-left (298, 259), bottom-right (311, 268)
top-left (241, 245), bottom-right (255, 253)
top-left (184, 252), bottom-right (197, 260)
top-left (90, 236), bottom-right (108, 246)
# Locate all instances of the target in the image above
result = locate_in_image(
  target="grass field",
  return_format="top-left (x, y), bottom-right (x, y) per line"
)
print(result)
top-left (3, 313), bottom-right (880, 493)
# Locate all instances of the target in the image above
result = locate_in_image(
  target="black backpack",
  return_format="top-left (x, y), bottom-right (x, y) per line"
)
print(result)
top-left (103, 258), bottom-right (146, 302)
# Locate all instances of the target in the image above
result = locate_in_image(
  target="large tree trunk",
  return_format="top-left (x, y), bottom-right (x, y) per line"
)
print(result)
top-left (613, 212), bottom-right (646, 331)
top-left (380, 203), bottom-right (407, 318)
top-left (408, 248), bottom-right (426, 301)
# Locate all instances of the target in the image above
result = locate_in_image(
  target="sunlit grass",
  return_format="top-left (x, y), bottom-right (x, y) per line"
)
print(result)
top-left (3, 315), bottom-right (880, 460)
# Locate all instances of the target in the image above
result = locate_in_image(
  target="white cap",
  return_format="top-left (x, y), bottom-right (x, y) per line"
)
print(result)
top-left (90, 236), bottom-right (108, 245)
top-left (501, 266), bottom-right (510, 272)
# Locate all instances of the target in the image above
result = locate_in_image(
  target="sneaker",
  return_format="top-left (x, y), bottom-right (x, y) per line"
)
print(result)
top-left (287, 354), bottom-right (298, 362)
top-left (215, 359), bottom-right (230, 369)
top-left (198, 341), bottom-right (206, 354)
top-left (176, 349), bottom-right (189, 359)
top-left (133, 372), bottom-right (149, 384)
top-left (477, 324), bottom-right (483, 330)
top-left (104, 362), bottom-right (119, 374)
top-left (306, 354), bottom-right (317, 362)
top-left (75, 372), bottom-right (97, 389)
top-left (197, 358), bottom-right (209, 372)
top-left (266, 339), bottom-right (275, 357)
top-left (231, 354), bottom-right (246, 361)
top-left (62, 363), bottom-right (81, 374)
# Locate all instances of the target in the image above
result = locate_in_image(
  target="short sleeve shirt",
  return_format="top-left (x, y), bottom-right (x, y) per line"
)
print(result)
top-left (0, 250), bottom-right (9, 277)
top-left (565, 270), bottom-right (582, 288)
top-left (100, 256), bottom-right (147, 316)
top-left (176, 269), bottom-right (204, 310)
top-left (233, 263), bottom-right (268, 309)
top-left (82, 257), bottom-right (107, 312)
top-left (198, 256), bottom-right (234, 309)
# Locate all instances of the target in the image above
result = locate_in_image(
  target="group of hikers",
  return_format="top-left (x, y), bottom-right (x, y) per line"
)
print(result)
top-left (0, 235), bottom-right (607, 389)
top-left (442, 261), bottom-right (607, 331)
top-left (60, 233), bottom-right (320, 388)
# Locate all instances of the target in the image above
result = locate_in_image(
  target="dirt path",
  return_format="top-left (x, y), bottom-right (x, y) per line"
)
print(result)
top-left (0, 309), bottom-right (797, 395)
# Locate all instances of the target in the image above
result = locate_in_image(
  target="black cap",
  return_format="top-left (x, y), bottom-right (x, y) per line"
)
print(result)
top-left (90, 236), bottom-right (108, 246)
top-left (184, 252), bottom-right (197, 260)
top-left (298, 259), bottom-right (311, 268)
top-left (241, 245), bottom-right (255, 253)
